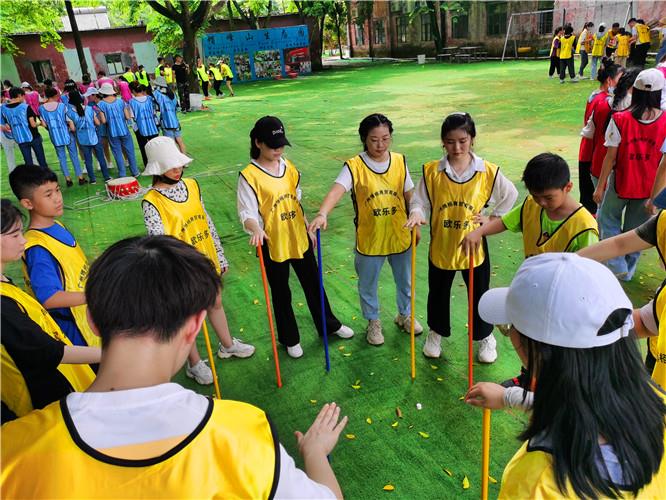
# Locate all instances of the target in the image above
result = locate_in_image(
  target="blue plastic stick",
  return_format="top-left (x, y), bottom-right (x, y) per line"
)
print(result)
top-left (316, 229), bottom-right (331, 372)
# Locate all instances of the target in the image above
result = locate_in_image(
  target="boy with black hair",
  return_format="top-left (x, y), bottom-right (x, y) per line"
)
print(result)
top-left (1, 235), bottom-right (347, 499)
top-left (8, 164), bottom-right (98, 348)
top-left (0, 88), bottom-right (48, 168)
top-left (558, 25), bottom-right (578, 83)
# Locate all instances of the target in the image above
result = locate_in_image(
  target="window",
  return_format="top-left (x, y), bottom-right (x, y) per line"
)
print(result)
top-left (420, 13), bottom-right (432, 42)
top-left (355, 23), bottom-right (365, 45)
top-left (451, 3), bottom-right (470, 39)
top-left (486, 1), bottom-right (508, 36)
top-left (390, 1), bottom-right (405, 13)
top-left (397, 16), bottom-right (408, 43)
top-left (104, 53), bottom-right (124, 75)
top-left (537, 1), bottom-right (554, 35)
top-left (31, 61), bottom-right (54, 83)
top-left (374, 20), bottom-right (385, 45)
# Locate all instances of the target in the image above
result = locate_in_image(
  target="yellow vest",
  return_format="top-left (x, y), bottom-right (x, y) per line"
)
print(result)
top-left (122, 71), bottom-right (135, 83)
top-left (196, 65), bottom-right (210, 82)
top-left (143, 178), bottom-right (221, 275)
top-left (423, 159), bottom-right (498, 270)
top-left (164, 67), bottom-right (174, 84)
top-left (499, 436), bottom-right (666, 498)
top-left (154, 65), bottom-right (163, 78)
top-left (220, 63), bottom-right (234, 78)
top-left (559, 35), bottom-right (576, 59)
top-left (346, 153), bottom-right (411, 256)
top-left (23, 222), bottom-right (99, 347)
top-left (240, 160), bottom-right (309, 263)
top-left (135, 71), bottom-right (149, 86)
top-left (210, 66), bottom-right (223, 80)
top-left (549, 36), bottom-right (559, 57)
top-left (592, 32), bottom-right (609, 57)
top-left (638, 23), bottom-right (652, 44)
top-left (0, 281), bottom-right (95, 417)
top-left (617, 34), bottom-right (631, 57)
top-left (1, 398), bottom-right (277, 498)
top-left (654, 282), bottom-right (666, 388)
top-left (521, 196), bottom-right (598, 257)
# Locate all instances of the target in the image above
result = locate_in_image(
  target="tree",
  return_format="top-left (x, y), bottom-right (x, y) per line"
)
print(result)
top-left (356, 1), bottom-right (373, 59)
top-left (228, 0), bottom-right (274, 30)
top-left (0, 0), bottom-right (65, 54)
top-left (409, 1), bottom-right (465, 53)
top-left (326, 1), bottom-right (346, 59)
top-left (146, 0), bottom-right (228, 89)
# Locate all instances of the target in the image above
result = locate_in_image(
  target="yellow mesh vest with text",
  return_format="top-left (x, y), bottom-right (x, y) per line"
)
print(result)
top-left (638, 23), bottom-right (651, 44)
top-left (347, 153), bottom-right (410, 256)
top-left (143, 178), bottom-right (221, 274)
top-left (1, 398), bottom-right (277, 499)
top-left (498, 436), bottom-right (666, 499)
top-left (196, 66), bottom-right (210, 82)
top-left (240, 160), bottom-right (309, 262)
top-left (649, 212), bottom-right (666, 381)
top-left (558, 35), bottom-right (575, 59)
top-left (424, 160), bottom-right (498, 270)
top-left (23, 222), bottom-right (99, 347)
top-left (1, 281), bottom-right (95, 417)
top-left (521, 196), bottom-right (599, 257)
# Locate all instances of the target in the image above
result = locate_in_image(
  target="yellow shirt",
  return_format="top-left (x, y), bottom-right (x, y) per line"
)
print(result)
top-left (23, 222), bottom-right (99, 347)
top-left (616, 34), bottom-right (631, 57)
top-left (638, 23), bottom-right (652, 44)
top-left (210, 66), bottom-right (223, 80)
top-left (592, 32), bottom-right (609, 57)
top-left (346, 153), bottom-right (411, 256)
top-left (163, 67), bottom-right (174, 84)
top-left (423, 160), bottom-right (498, 270)
top-left (559, 35), bottom-right (576, 59)
top-left (240, 160), bottom-right (309, 263)
top-left (122, 71), bottom-right (135, 83)
top-left (196, 65), bottom-right (209, 82)
top-left (220, 63), bottom-right (234, 78)
top-left (1, 398), bottom-right (277, 498)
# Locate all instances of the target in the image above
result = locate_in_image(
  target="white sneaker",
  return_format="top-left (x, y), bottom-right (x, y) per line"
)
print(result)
top-left (333, 324), bottom-right (354, 339)
top-left (217, 338), bottom-right (256, 359)
top-left (287, 343), bottom-right (304, 358)
top-left (477, 334), bottom-right (497, 363)
top-left (366, 319), bottom-right (384, 345)
top-left (186, 360), bottom-right (213, 385)
top-left (394, 314), bottom-right (424, 335)
top-left (423, 330), bottom-right (442, 358)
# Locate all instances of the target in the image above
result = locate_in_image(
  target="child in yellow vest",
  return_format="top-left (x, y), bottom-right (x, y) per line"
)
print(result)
top-left (1, 235), bottom-right (348, 498)
top-left (208, 62), bottom-right (224, 97)
top-left (141, 137), bottom-right (255, 385)
top-left (558, 25), bottom-right (578, 84)
top-left (0, 199), bottom-right (99, 422)
top-left (590, 23), bottom-right (609, 79)
top-left (406, 113), bottom-right (518, 362)
top-left (196, 57), bottom-right (210, 100)
top-left (238, 116), bottom-right (353, 358)
top-left (548, 26), bottom-right (564, 78)
top-left (8, 165), bottom-right (99, 348)
top-left (218, 60), bottom-right (235, 96)
top-left (309, 113), bottom-right (422, 346)
top-left (614, 28), bottom-right (631, 67)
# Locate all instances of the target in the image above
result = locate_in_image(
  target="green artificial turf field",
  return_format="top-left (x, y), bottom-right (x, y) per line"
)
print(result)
top-left (2, 60), bottom-right (662, 498)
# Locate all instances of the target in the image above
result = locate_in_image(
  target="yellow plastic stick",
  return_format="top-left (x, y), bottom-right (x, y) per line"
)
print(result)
top-left (202, 321), bottom-right (221, 399)
top-left (481, 408), bottom-right (491, 500)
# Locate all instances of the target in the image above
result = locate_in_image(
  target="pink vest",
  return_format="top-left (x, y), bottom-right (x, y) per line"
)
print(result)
top-left (117, 81), bottom-right (131, 102)
top-left (612, 110), bottom-right (666, 199)
top-left (579, 90), bottom-right (607, 162)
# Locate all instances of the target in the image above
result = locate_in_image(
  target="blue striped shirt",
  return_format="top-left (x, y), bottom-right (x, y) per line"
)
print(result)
top-left (1, 103), bottom-right (32, 144)
top-left (98, 98), bottom-right (129, 138)
top-left (67, 105), bottom-right (98, 146)
top-left (38, 103), bottom-right (71, 147)
top-left (153, 91), bottom-right (180, 130)
top-left (129, 96), bottom-right (158, 136)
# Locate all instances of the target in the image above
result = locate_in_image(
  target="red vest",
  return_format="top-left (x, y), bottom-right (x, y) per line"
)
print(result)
top-left (579, 90), bottom-right (608, 162)
top-left (590, 97), bottom-right (613, 178)
top-left (613, 110), bottom-right (666, 199)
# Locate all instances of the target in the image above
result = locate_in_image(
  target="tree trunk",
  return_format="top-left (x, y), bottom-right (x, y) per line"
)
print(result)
top-left (368, 18), bottom-right (374, 59)
top-left (335, 17), bottom-right (344, 59)
top-left (65, 0), bottom-right (88, 78)
top-left (427, 1), bottom-right (444, 52)
top-left (182, 20), bottom-right (200, 91)
top-left (346, 0), bottom-right (354, 58)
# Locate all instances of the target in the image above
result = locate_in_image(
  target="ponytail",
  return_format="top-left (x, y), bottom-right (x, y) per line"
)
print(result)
top-left (597, 57), bottom-right (622, 84)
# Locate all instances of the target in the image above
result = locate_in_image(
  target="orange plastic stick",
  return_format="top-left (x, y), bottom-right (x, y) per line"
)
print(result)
top-left (257, 245), bottom-right (282, 388)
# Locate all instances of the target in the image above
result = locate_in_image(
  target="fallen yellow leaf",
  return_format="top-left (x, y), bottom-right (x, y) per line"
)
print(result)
top-left (462, 476), bottom-right (470, 489)
top-left (436, 377), bottom-right (443, 382)
top-left (366, 417), bottom-right (373, 424)
top-left (239, 327), bottom-right (244, 333)
top-left (418, 431), bottom-right (429, 439)
top-left (443, 468), bottom-right (453, 477)
top-left (396, 407), bottom-right (403, 418)
top-left (297, 302), bottom-right (304, 307)
top-left (343, 353), bottom-right (352, 357)
top-left (382, 484), bottom-right (395, 492)
top-left (338, 345), bottom-right (345, 351)
top-left (309, 399), bottom-right (317, 404)
top-left (489, 475), bottom-right (498, 484)
top-left (345, 434), bottom-right (356, 440)
top-left (351, 384), bottom-right (361, 389)
top-left (391, 421), bottom-right (399, 428)
top-left (354, 379), bottom-right (361, 385)
top-left (352, 315), bottom-right (357, 320)
top-left (253, 299), bottom-right (260, 305)
top-left (430, 364), bottom-right (438, 370)
top-left (458, 396), bottom-right (465, 401)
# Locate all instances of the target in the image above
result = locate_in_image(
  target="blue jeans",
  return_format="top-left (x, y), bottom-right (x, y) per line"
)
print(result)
top-left (597, 173), bottom-right (650, 280)
top-left (18, 135), bottom-right (48, 168)
top-left (354, 248), bottom-right (412, 321)
top-left (657, 39), bottom-right (666, 66)
top-left (579, 51), bottom-right (589, 76)
top-left (54, 133), bottom-right (82, 178)
top-left (109, 133), bottom-right (139, 177)
top-left (81, 143), bottom-right (111, 182)
top-left (590, 56), bottom-right (602, 80)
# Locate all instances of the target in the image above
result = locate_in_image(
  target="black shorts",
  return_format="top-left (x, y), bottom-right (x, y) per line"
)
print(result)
top-left (225, 77), bottom-right (233, 82)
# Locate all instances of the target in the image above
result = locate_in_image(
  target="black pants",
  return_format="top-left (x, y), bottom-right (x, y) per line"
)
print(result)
top-left (427, 242), bottom-right (493, 341)
top-left (606, 47), bottom-right (616, 59)
top-left (262, 241), bottom-right (342, 347)
top-left (578, 160), bottom-right (596, 215)
top-left (177, 82), bottom-right (190, 112)
top-left (579, 51), bottom-right (589, 76)
top-left (212, 79), bottom-right (223, 96)
top-left (559, 58), bottom-right (575, 80)
top-left (634, 43), bottom-right (650, 68)
top-left (134, 131), bottom-right (158, 167)
top-left (549, 56), bottom-right (560, 76)
top-left (200, 80), bottom-right (209, 97)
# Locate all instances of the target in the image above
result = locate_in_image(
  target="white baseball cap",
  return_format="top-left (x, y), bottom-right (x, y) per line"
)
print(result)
top-left (633, 68), bottom-right (665, 92)
top-left (479, 253), bottom-right (633, 349)
top-left (20, 81), bottom-right (31, 88)
top-left (143, 136), bottom-right (193, 176)
top-left (83, 87), bottom-right (99, 98)
top-left (98, 82), bottom-right (116, 95)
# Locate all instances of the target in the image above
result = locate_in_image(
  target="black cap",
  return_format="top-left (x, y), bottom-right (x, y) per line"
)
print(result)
top-left (250, 116), bottom-right (291, 149)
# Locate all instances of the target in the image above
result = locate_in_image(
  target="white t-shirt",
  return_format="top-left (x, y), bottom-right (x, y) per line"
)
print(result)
top-left (334, 151), bottom-right (415, 192)
top-left (604, 111), bottom-right (663, 147)
top-left (67, 383), bottom-right (335, 499)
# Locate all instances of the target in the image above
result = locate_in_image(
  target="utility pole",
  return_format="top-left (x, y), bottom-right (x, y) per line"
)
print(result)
top-left (65, 0), bottom-right (89, 78)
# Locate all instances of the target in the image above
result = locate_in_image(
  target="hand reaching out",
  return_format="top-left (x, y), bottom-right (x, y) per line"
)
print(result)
top-left (295, 403), bottom-right (348, 459)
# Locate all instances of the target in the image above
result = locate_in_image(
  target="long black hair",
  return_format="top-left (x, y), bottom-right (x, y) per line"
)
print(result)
top-left (440, 112), bottom-right (476, 141)
top-left (358, 113), bottom-right (393, 151)
top-left (597, 57), bottom-right (622, 85)
top-left (67, 89), bottom-right (85, 117)
top-left (630, 87), bottom-right (662, 120)
top-left (612, 68), bottom-right (640, 110)
top-left (519, 332), bottom-right (665, 497)
top-left (1, 199), bottom-right (23, 234)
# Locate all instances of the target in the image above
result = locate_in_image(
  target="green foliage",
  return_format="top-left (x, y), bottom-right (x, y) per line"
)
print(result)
top-left (0, 0), bottom-right (65, 54)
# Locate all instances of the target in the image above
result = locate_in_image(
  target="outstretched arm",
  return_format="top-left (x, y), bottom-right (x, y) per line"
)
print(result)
top-left (308, 183), bottom-right (346, 233)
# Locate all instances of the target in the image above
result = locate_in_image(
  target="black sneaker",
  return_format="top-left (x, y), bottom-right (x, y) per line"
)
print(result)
top-left (66, 179), bottom-right (74, 187)
top-left (78, 177), bottom-right (88, 185)
top-left (501, 366), bottom-right (530, 388)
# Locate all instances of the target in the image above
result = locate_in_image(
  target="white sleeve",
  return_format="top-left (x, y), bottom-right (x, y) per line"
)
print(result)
top-left (503, 387), bottom-right (534, 412)
top-left (604, 117), bottom-right (622, 148)
top-left (581, 111), bottom-right (596, 139)
top-left (237, 175), bottom-right (263, 231)
top-left (487, 170), bottom-right (518, 216)
top-left (408, 175), bottom-right (431, 219)
top-left (661, 137), bottom-right (666, 153)
top-left (404, 159), bottom-right (415, 192)
top-left (334, 164), bottom-right (353, 192)
top-left (273, 445), bottom-right (336, 499)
